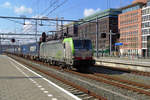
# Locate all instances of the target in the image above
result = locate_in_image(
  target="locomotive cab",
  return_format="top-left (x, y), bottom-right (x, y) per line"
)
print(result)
top-left (73, 39), bottom-right (92, 60)
top-left (73, 39), bottom-right (95, 67)
top-left (63, 38), bottom-right (95, 69)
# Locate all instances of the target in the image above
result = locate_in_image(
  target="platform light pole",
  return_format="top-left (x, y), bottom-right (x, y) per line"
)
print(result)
top-left (110, 30), bottom-right (112, 56)
top-left (96, 17), bottom-right (99, 58)
top-left (61, 17), bottom-right (64, 36)
top-left (35, 20), bottom-right (38, 43)
top-left (109, 30), bottom-right (117, 56)
top-left (56, 17), bottom-right (58, 32)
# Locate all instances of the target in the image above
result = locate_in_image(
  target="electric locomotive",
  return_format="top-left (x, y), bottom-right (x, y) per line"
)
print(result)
top-left (40, 37), bottom-right (95, 70)
top-left (5, 37), bottom-right (95, 71)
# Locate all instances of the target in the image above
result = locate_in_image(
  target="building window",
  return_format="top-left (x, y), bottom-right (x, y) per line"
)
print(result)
top-left (142, 22), bottom-right (150, 28)
top-left (142, 29), bottom-right (150, 35)
top-left (123, 5), bottom-right (140, 13)
top-left (142, 36), bottom-right (147, 41)
top-left (142, 43), bottom-right (147, 48)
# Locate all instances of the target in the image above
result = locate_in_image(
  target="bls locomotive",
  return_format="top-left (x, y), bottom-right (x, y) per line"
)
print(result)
top-left (6, 37), bottom-right (95, 70)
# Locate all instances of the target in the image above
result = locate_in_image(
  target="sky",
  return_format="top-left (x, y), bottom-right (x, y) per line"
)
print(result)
top-left (0, 0), bottom-right (134, 44)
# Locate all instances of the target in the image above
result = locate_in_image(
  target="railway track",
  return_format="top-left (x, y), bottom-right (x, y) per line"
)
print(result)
top-left (131, 70), bottom-right (150, 77)
top-left (9, 55), bottom-right (106, 100)
top-left (93, 73), bottom-right (150, 89)
top-left (8, 54), bottom-right (150, 99)
top-left (65, 70), bottom-right (150, 97)
top-left (34, 58), bottom-right (150, 97)
top-left (95, 65), bottom-right (150, 77)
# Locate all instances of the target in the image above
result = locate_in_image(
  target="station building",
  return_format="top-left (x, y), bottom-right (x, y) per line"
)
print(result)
top-left (119, 0), bottom-right (146, 57)
top-left (78, 9), bottom-right (121, 56)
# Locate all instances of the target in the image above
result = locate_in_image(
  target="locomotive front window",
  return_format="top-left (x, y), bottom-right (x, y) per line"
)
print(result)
top-left (73, 40), bottom-right (92, 49)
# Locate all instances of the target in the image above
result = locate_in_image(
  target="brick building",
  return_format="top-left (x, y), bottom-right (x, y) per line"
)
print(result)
top-left (119, 1), bottom-right (145, 57)
top-left (78, 9), bottom-right (121, 56)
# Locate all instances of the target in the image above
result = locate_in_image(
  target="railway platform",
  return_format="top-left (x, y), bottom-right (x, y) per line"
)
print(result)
top-left (0, 55), bottom-right (81, 100)
top-left (95, 57), bottom-right (150, 66)
top-left (95, 57), bottom-right (150, 72)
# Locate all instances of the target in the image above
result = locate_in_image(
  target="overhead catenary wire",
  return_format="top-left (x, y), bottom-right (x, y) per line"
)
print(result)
top-left (5, 18), bottom-right (23, 25)
top-left (1, 0), bottom-right (73, 45)
top-left (46, 0), bottom-right (68, 16)
top-left (0, 16), bottom-right (82, 22)
top-left (40, 0), bottom-right (59, 15)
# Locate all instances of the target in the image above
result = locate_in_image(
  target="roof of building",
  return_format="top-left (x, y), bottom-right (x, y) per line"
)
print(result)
top-left (120, 2), bottom-right (145, 10)
top-left (64, 22), bottom-right (75, 27)
top-left (132, 0), bottom-right (147, 4)
top-left (78, 8), bottom-right (121, 24)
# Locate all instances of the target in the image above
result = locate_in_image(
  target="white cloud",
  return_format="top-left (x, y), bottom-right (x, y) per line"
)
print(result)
top-left (1, 2), bottom-right (33, 15)
top-left (14, 6), bottom-right (32, 14)
top-left (1, 1), bottom-right (11, 8)
top-left (84, 8), bottom-right (101, 17)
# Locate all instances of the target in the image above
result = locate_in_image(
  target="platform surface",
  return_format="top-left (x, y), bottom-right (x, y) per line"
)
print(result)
top-left (95, 57), bottom-right (150, 67)
top-left (0, 55), bottom-right (81, 100)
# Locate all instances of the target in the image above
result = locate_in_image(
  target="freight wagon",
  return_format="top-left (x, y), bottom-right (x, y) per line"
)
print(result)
top-left (20, 42), bottom-right (39, 59)
top-left (6, 42), bottom-right (39, 59)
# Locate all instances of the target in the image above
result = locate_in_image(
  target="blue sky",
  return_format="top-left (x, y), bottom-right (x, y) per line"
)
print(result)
top-left (0, 0), bottom-right (134, 18)
top-left (0, 0), bottom-right (134, 44)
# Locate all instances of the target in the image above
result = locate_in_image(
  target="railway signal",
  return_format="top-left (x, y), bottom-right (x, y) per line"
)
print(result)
top-left (42, 32), bottom-right (46, 42)
top-left (11, 38), bottom-right (15, 43)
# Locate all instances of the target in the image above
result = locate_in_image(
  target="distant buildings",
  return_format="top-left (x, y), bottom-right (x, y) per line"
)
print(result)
top-left (48, 0), bottom-right (150, 58)
top-left (50, 9), bottom-right (121, 56)
top-left (118, 0), bottom-right (150, 58)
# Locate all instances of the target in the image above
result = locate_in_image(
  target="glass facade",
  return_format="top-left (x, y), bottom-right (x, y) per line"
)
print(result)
top-left (122, 5), bottom-right (140, 13)
top-left (147, 36), bottom-right (150, 56)
top-left (142, 42), bottom-right (147, 48)
top-left (142, 22), bottom-right (150, 28)
top-left (142, 3), bottom-right (150, 57)
top-left (142, 8), bottom-right (150, 15)
top-left (142, 3), bottom-right (150, 51)
top-left (147, 2), bottom-right (150, 6)
top-left (142, 29), bottom-right (150, 35)
top-left (142, 15), bottom-right (150, 21)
